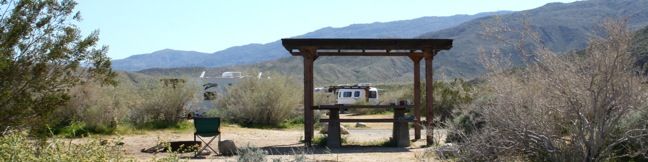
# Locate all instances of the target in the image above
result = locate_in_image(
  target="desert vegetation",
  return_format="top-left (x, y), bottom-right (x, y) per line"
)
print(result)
top-left (48, 73), bottom-right (198, 137)
top-left (365, 80), bottom-right (475, 123)
top-left (0, 0), bottom-right (115, 136)
top-left (445, 19), bottom-right (648, 161)
top-left (3, 0), bottom-right (648, 161)
top-left (0, 1), bottom-right (199, 160)
top-left (0, 131), bottom-right (128, 161)
top-left (213, 74), bottom-right (304, 128)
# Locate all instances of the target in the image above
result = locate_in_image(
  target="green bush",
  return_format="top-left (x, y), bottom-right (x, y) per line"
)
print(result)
top-left (56, 121), bottom-right (90, 138)
top-left (218, 75), bottom-right (302, 127)
top-left (0, 0), bottom-right (116, 135)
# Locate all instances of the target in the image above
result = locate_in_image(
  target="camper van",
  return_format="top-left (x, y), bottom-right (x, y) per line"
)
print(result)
top-left (336, 87), bottom-right (379, 104)
top-left (325, 83), bottom-right (379, 105)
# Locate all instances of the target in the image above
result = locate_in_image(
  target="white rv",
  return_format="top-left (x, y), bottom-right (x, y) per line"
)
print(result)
top-left (336, 87), bottom-right (379, 104)
top-left (325, 83), bottom-right (379, 105)
top-left (191, 71), bottom-right (246, 116)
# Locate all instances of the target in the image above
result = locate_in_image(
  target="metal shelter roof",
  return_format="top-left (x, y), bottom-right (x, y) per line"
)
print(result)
top-left (281, 38), bottom-right (453, 56)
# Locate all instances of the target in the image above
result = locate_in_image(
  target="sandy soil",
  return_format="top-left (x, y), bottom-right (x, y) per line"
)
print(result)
top-left (98, 114), bottom-right (446, 161)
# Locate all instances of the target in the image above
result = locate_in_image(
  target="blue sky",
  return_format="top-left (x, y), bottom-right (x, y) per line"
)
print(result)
top-left (76, 0), bottom-right (579, 59)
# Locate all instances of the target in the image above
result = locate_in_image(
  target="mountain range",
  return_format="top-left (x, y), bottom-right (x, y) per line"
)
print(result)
top-left (419, 0), bottom-right (648, 77)
top-left (118, 0), bottom-right (648, 84)
top-left (112, 11), bottom-right (512, 71)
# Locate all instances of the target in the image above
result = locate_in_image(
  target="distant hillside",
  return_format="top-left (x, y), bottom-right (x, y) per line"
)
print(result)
top-left (112, 11), bottom-right (511, 71)
top-left (216, 0), bottom-right (648, 84)
top-left (111, 49), bottom-right (211, 72)
top-left (135, 0), bottom-right (648, 84)
top-left (420, 0), bottom-right (648, 77)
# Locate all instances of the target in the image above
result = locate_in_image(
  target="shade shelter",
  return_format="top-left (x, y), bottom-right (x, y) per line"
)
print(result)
top-left (281, 38), bottom-right (453, 147)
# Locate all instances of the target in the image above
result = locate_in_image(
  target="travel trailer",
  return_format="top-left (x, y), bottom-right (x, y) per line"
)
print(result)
top-left (191, 71), bottom-right (246, 116)
top-left (200, 71), bottom-right (244, 94)
top-left (323, 83), bottom-right (379, 105)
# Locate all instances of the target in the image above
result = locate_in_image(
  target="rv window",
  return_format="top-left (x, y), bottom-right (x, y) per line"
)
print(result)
top-left (353, 91), bottom-right (360, 97)
top-left (343, 92), bottom-right (352, 98)
top-left (369, 91), bottom-right (377, 98)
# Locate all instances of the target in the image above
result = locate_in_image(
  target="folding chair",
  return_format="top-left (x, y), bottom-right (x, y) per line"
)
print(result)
top-left (193, 117), bottom-right (221, 157)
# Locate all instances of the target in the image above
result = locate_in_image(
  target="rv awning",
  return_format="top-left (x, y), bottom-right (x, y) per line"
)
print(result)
top-left (281, 38), bottom-right (453, 56)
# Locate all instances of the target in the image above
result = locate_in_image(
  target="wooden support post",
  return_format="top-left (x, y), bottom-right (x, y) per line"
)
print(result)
top-left (390, 103), bottom-right (398, 145)
top-left (424, 50), bottom-right (435, 146)
top-left (302, 48), bottom-right (317, 147)
top-left (327, 105), bottom-right (341, 148)
top-left (364, 87), bottom-right (370, 103)
top-left (409, 54), bottom-right (422, 140)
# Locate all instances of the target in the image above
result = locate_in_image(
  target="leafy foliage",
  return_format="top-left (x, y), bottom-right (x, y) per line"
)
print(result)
top-left (0, 0), bottom-right (115, 134)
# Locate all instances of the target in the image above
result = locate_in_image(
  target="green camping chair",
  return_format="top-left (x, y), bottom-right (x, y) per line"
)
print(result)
top-left (193, 117), bottom-right (221, 156)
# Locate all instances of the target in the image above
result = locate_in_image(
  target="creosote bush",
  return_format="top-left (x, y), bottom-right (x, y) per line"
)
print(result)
top-left (218, 74), bottom-right (302, 127)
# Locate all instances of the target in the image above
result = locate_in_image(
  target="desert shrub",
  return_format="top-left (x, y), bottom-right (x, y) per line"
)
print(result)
top-left (456, 20), bottom-right (648, 161)
top-left (445, 110), bottom-right (485, 143)
top-left (50, 74), bottom-right (197, 134)
top-left (218, 74), bottom-right (302, 127)
top-left (129, 80), bottom-right (197, 129)
top-left (377, 84), bottom-right (413, 105)
top-left (0, 131), bottom-right (128, 161)
top-left (431, 80), bottom-right (474, 123)
top-left (312, 135), bottom-right (348, 147)
top-left (413, 147), bottom-right (437, 162)
top-left (375, 80), bottom-right (475, 122)
top-left (314, 92), bottom-right (336, 105)
top-left (347, 99), bottom-right (389, 115)
top-left (53, 81), bottom-right (135, 135)
top-left (237, 146), bottom-right (268, 162)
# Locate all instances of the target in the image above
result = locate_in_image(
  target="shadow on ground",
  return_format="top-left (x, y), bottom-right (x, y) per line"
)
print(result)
top-left (260, 143), bottom-right (410, 155)
top-left (174, 143), bottom-right (412, 160)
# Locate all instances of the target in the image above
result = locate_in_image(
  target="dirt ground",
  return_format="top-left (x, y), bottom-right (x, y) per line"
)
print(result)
top-left (103, 114), bottom-right (447, 161)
